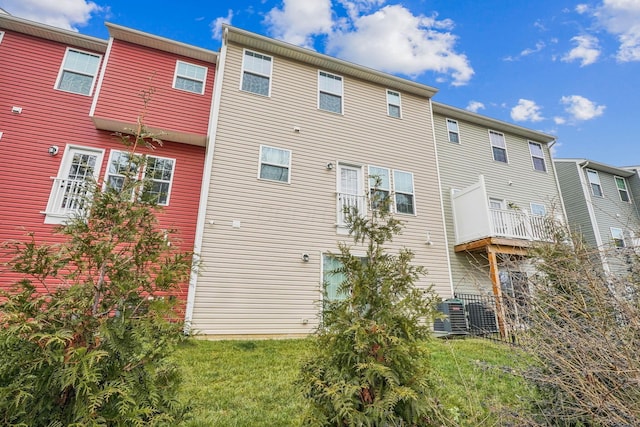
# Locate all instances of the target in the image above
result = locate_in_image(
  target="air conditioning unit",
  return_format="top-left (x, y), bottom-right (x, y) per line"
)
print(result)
top-left (434, 298), bottom-right (468, 336)
top-left (466, 301), bottom-right (498, 335)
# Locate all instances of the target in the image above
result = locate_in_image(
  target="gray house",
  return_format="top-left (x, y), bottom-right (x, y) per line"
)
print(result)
top-left (554, 159), bottom-right (640, 274)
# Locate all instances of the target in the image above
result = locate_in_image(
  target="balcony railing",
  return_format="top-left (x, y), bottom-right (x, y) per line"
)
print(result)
top-left (43, 177), bottom-right (93, 218)
top-left (336, 192), bottom-right (366, 227)
top-left (451, 175), bottom-right (557, 245)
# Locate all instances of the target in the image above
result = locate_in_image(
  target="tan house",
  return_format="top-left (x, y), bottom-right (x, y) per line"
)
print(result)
top-left (184, 26), bottom-right (453, 338)
top-left (432, 102), bottom-right (566, 318)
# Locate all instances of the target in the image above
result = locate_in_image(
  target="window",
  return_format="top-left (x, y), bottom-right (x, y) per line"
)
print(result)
top-left (0, 31), bottom-right (4, 44)
top-left (318, 71), bottom-right (343, 114)
top-left (611, 227), bottom-right (625, 248)
top-left (241, 50), bottom-right (272, 96)
top-left (386, 90), bottom-right (401, 118)
top-left (144, 156), bottom-right (175, 206)
top-left (489, 130), bottom-right (508, 163)
top-left (530, 203), bottom-right (547, 216)
top-left (259, 145), bottom-right (291, 183)
top-left (322, 254), bottom-right (348, 303)
top-left (368, 166), bottom-right (390, 209)
top-left (586, 169), bottom-right (603, 197)
top-left (446, 118), bottom-right (460, 143)
top-left (615, 176), bottom-right (630, 202)
top-left (104, 151), bottom-right (175, 205)
top-left (393, 170), bottom-right (415, 214)
top-left (55, 48), bottom-right (101, 95)
top-left (528, 141), bottom-right (547, 172)
top-left (173, 61), bottom-right (207, 94)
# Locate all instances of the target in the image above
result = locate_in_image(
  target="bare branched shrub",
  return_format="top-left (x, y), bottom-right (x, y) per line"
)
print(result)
top-left (508, 223), bottom-right (640, 426)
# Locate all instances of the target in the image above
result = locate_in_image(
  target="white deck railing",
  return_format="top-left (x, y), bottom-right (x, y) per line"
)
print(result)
top-left (43, 177), bottom-right (92, 218)
top-left (489, 208), bottom-right (553, 241)
top-left (337, 192), bottom-right (366, 227)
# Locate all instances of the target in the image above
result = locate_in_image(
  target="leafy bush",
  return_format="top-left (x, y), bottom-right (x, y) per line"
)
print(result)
top-left (298, 188), bottom-right (445, 426)
top-left (0, 96), bottom-right (193, 426)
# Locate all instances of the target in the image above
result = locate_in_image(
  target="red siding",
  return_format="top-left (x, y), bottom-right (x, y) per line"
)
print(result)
top-left (93, 39), bottom-right (215, 137)
top-left (0, 30), bottom-right (207, 305)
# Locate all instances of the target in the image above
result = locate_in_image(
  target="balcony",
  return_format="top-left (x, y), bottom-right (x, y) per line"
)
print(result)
top-left (451, 176), bottom-right (554, 250)
top-left (336, 192), bottom-right (366, 228)
top-left (42, 178), bottom-right (92, 223)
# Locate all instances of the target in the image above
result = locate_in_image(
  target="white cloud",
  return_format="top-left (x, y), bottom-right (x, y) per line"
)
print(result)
top-left (591, 0), bottom-right (640, 61)
top-left (326, 5), bottom-right (474, 86)
top-left (521, 41), bottom-right (546, 56)
top-left (337, 0), bottom-right (385, 20)
top-left (211, 9), bottom-right (233, 40)
top-left (560, 95), bottom-right (606, 121)
top-left (264, 0), bottom-right (333, 48)
top-left (466, 101), bottom-right (485, 113)
top-left (511, 99), bottom-right (544, 122)
top-left (576, 4), bottom-right (590, 14)
top-left (562, 35), bottom-right (601, 66)
top-left (554, 116), bottom-right (567, 125)
top-left (0, 0), bottom-right (100, 31)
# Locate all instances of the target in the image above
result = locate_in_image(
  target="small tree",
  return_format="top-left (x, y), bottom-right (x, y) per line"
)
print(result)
top-left (298, 185), bottom-right (444, 426)
top-left (0, 89), bottom-right (193, 426)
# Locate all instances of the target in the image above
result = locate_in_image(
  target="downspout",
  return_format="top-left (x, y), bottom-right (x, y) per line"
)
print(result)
top-left (428, 99), bottom-right (455, 296)
top-left (578, 160), bottom-right (610, 274)
top-left (183, 28), bottom-right (229, 334)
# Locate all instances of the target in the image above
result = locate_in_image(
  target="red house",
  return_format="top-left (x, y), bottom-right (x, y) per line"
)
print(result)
top-left (0, 14), bottom-right (217, 303)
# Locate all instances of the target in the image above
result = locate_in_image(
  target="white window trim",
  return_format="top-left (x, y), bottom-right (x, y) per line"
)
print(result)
top-left (368, 165), bottom-right (391, 210)
top-left (386, 89), bottom-right (402, 118)
top-left (614, 176), bottom-right (631, 203)
top-left (392, 169), bottom-right (416, 215)
top-left (446, 118), bottom-right (460, 144)
top-left (586, 169), bottom-right (603, 197)
top-left (172, 60), bottom-right (207, 95)
top-left (528, 141), bottom-right (547, 172)
top-left (610, 227), bottom-right (626, 248)
top-left (0, 31), bottom-right (5, 44)
top-left (240, 49), bottom-right (273, 97)
top-left (258, 145), bottom-right (292, 184)
top-left (141, 155), bottom-right (176, 206)
top-left (489, 130), bottom-right (508, 163)
top-left (103, 150), bottom-right (139, 193)
top-left (530, 202), bottom-right (547, 216)
top-left (318, 70), bottom-right (344, 114)
top-left (54, 47), bottom-right (102, 96)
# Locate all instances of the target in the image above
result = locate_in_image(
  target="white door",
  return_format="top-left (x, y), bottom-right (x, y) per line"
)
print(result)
top-left (337, 164), bottom-right (363, 226)
top-left (45, 146), bottom-right (104, 222)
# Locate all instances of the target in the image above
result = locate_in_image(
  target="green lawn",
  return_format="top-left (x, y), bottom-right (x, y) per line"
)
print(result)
top-left (175, 337), bottom-right (535, 426)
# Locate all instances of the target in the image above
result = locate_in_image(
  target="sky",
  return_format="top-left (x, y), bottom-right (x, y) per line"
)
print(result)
top-left (1, 0), bottom-right (639, 167)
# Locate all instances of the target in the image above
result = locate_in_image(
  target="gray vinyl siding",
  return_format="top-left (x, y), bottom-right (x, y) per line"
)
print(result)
top-left (190, 42), bottom-right (451, 337)
top-left (434, 110), bottom-right (562, 295)
top-left (554, 161), bottom-right (598, 247)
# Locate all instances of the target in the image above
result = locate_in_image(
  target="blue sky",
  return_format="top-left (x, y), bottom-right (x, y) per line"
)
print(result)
top-left (2, 0), bottom-right (638, 167)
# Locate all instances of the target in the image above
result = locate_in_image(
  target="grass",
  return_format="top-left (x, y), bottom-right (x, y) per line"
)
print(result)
top-left (175, 336), bottom-right (536, 426)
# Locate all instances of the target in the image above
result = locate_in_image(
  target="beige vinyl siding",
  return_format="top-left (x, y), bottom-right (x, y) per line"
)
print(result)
top-left (190, 42), bottom-right (450, 337)
top-left (433, 110), bottom-right (562, 295)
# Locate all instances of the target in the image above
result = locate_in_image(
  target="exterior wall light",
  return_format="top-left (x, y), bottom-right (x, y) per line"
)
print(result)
top-left (48, 145), bottom-right (59, 156)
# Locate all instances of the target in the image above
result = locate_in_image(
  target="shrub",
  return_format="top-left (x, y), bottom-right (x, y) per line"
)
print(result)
top-left (298, 187), bottom-right (445, 426)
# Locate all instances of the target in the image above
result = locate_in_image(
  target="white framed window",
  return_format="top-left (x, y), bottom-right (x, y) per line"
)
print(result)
top-left (528, 141), bottom-right (547, 172)
top-left (143, 156), bottom-right (176, 206)
top-left (530, 203), bottom-right (546, 216)
top-left (318, 71), bottom-right (343, 114)
top-left (393, 170), bottom-right (415, 214)
top-left (259, 145), bottom-right (291, 183)
top-left (446, 118), bottom-right (460, 143)
top-left (386, 90), bottom-right (401, 118)
top-left (368, 165), bottom-right (390, 209)
top-left (173, 61), bottom-right (207, 94)
top-left (586, 169), bottom-right (603, 197)
top-left (611, 227), bottom-right (625, 248)
top-left (489, 130), bottom-right (508, 163)
top-left (614, 176), bottom-right (630, 202)
top-left (55, 48), bottom-right (101, 96)
top-left (104, 151), bottom-right (175, 206)
top-left (322, 254), bottom-right (348, 303)
top-left (241, 50), bottom-right (272, 96)
top-left (0, 31), bottom-right (5, 44)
